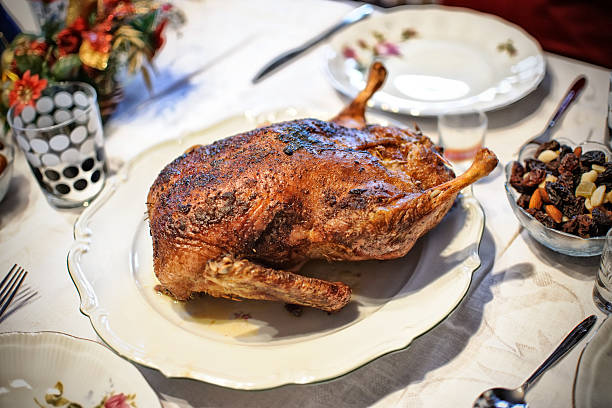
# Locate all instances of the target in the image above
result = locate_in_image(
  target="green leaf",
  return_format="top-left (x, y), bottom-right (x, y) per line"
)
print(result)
top-left (41, 19), bottom-right (64, 41)
top-left (88, 12), bottom-right (97, 28)
top-left (44, 381), bottom-right (70, 406)
top-left (15, 54), bottom-right (44, 75)
top-left (50, 54), bottom-right (82, 80)
top-left (41, 60), bottom-right (51, 79)
top-left (130, 10), bottom-right (157, 33)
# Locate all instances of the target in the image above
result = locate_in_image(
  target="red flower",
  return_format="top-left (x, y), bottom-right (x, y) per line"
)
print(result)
top-left (374, 41), bottom-right (401, 57)
top-left (342, 46), bottom-right (357, 59)
top-left (70, 16), bottom-right (88, 32)
top-left (153, 19), bottom-right (168, 51)
top-left (82, 30), bottom-right (113, 54)
top-left (28, 40), bottom-right (47, 55)
top-left (104, 393), bottom-right (130, 408)
top-left (8, 70), bottom-right (48, 115)
top-left (56, 17), bottom-right (87, 56)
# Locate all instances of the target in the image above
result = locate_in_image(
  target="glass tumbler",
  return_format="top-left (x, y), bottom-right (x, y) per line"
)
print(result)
top-left (7, 82), bottom-right (107, 208)
top-left (594, 228), bottom-right (612, 313)
top-left (438, 110), bottom-right (487, 172)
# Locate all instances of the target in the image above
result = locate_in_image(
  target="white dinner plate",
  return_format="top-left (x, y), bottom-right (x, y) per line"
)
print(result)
top-left (67, 108), bottom-right (485, 390)
top-left (324, 6), bottom-right (545, 116)
top-left (0, 331), bottom-right (161, 407)
top-left (573, 315), bottom-right (612, 408)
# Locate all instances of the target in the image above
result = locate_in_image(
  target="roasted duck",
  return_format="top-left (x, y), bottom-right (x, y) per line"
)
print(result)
top-left (147, 62), bottom-right (498, 312)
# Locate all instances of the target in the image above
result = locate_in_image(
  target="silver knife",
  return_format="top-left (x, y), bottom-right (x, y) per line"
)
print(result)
top-left (252, 4), bottom-right (374, 84)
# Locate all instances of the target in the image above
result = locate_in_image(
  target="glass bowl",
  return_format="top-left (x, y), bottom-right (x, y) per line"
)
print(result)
top-left (504, 139), bottom-right (611, 257)
top-left (0, 142), bottom-right (14, 203)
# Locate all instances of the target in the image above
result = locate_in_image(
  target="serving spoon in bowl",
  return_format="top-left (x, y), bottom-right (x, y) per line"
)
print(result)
top-left (516, 75), bottom-right (586, 157)
top-left (473, 314), bottom-right (597, 408)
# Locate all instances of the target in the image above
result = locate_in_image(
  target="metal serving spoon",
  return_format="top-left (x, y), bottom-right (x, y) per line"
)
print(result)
top-left (473, 315), bottom-right (597, 408)
top-left (516, 75), bottom-right (586, 157)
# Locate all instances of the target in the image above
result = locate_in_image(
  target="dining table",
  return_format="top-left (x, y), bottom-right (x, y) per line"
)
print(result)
top-left (1, 0), bottom-right (611, 407)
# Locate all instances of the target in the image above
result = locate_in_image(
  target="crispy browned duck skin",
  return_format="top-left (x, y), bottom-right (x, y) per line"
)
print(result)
top-left (147, 62), bottom-right (498, 312)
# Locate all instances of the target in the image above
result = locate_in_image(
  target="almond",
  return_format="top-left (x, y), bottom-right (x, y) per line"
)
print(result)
top-left (545, 205), bottom-right (563, 223)
top-left (529, 189), bottom-right (542, 209)
top-left (538, 187), bottom-right (550, 203)
top-left (591, 185), bottom-right (606, 207)
top-left (573, 146), bottom-right (582, 157)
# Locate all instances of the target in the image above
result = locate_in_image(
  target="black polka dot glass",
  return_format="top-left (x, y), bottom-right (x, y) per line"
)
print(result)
top-left (7, 82), bottom-right (107, 208)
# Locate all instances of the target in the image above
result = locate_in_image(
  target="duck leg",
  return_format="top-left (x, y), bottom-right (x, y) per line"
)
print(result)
top-left (331, 62), bottom-right (387, 129)
top-left (426, 148), bottom-right (498, 206)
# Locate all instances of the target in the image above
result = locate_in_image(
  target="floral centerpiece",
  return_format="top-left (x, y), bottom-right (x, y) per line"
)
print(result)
top-left (1, 0), bottom-right (184, 124)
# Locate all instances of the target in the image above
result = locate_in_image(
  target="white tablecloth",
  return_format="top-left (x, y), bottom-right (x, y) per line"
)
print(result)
top-left (1, 1), bottom-right (610, 407)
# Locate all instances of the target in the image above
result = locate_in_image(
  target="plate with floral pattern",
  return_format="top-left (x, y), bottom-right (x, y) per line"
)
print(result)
top-left (324, 5), bottom-right (545, 116)
top-left (0, 331), bottom-right (161, 408)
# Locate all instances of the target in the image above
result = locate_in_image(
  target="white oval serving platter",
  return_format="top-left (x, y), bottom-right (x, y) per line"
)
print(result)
top-left (67, 108), bottom-right (485, 390)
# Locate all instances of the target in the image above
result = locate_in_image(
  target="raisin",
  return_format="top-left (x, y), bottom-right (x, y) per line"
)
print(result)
top-left (592, 207), bottom-right (612, 236)
top-left (557, 173), bottom-right (575, 190)
top-left (526, 208), bottom-right (538, 217)
top-left (535, 210), bottom-right (557, 229)
top-left (510, 161), bottom-right (527, 193)
top-left (580, 150), bottom-right (606, 167)
top-left (559, 152), bottom-right (579, 174)
top-left (561, 217), bottom-right (579, 235)
top-left (517, 194), bottom-right (531, 209)
top-left (576, 214), bottom-right (595, 238)
top-left (545, 182), bottom-right (571, 208)
top-left (596, 167), bottom-right (612, 188)
top-left (535, 140), bottom-right (560, 158)
top-left (523, 168), bottom-right (546, 190)
top-left (563, 196), bottom-right (586, 218)
top-left (545, 158), bottom-right (561, 175)
top-left (525, 158), bottom-right (546, 172)
top-left (559, 144), bottom-right (573, 158)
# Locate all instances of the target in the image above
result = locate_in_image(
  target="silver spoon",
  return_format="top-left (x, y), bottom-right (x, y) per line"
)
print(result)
top-left (516, 75), bottom-right (586, 157)
top-left (473, 315), bottom-right (597, 408)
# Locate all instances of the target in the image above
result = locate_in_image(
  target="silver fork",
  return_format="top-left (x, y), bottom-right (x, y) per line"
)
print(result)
top-left (0, 264), bottom-right (28, 319)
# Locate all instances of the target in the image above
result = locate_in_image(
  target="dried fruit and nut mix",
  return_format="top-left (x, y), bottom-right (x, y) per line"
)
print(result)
top-left (510, 140), bottom-right (612, 238)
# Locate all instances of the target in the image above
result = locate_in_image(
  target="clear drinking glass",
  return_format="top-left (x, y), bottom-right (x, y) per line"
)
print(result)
top-left (594, 228), bottom-right (612, 313)
top-left (7, 82), bottom-right (107, 208)
top-left (438, 110), bottom-right (487, 172)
